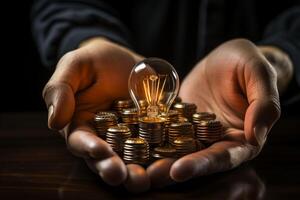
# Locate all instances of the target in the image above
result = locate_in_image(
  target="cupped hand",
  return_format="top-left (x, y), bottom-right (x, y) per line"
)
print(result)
top-left (147, 39), bottom-right (281, 188)
top-left (43, 38), bottom-right (150, 193)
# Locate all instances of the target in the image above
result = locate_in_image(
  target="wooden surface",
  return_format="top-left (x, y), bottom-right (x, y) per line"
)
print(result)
top-left (0, 112), bottom-right (299, 199)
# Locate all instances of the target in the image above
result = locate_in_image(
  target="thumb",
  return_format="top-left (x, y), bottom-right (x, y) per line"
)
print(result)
top-left (244, 59), bottom-right (281, 147)
top-left (245, 97), bottom-right (280, 146)
top-left (43, 82), bottom-right (75, 130)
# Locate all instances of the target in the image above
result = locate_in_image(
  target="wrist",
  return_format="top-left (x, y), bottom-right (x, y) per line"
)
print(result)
top-left (259, 46), bottom-right (294, 95)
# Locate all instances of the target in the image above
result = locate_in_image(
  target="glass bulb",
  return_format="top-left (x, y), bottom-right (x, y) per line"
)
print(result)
top-left (128, 58), bottom-right (180, 118)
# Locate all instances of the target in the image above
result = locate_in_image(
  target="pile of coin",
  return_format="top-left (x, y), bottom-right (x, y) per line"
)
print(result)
top-left (121, 108), bottom-right (139, 137)
top-left (106, 125), bottom-right (131, 155)
top-left (94, 112), bottom-right (118, 139)
top-left (160, 109), bottom-right (179, 143)
top-left (94, 98), bottom-right (225, 165)
top-left (123, 138), bottom-right (150, 165)
top-left (168, 122), bottom-right (194, 145)
top-left (139, 117), bottom-right (165, 147)
top-left (173, 102), bottom-right (197, 121)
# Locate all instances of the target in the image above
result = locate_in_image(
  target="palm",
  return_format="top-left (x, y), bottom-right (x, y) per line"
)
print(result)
top-left (146, 40), bottom-right (280, 187)
top-left (53, 41), bottom-right (141, 135)
top-left (180, 45), bottom-right (255, 144)
top-left (71, 61), bottom-right (132, 126)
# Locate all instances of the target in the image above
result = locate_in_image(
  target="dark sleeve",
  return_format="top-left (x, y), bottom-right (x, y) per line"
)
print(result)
top-left (31, 0), bottom-right (131, 68)
top-left (259, 6), bottom-right (300, 106)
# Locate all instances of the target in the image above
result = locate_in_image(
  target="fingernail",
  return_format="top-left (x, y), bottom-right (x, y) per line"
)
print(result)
top-left (254, 125), bottom-right (268, 146)
top-left (48, 105), bottom-right (54, 127)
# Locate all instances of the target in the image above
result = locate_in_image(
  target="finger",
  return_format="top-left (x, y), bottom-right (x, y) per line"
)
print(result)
top-left (66, 119), bottom-right (128, 186)
top-left (147, 158), bottom-right (176, 188)
top-left (244, 59), bottom-right (281, 146)
top-left (67, 125), bottom-right (115, 159)
top-left (170, 140), bottom-right (258, 182)
top-left (124, 164), bottom-right (150, 193)
top-left (42, 51), bottom-right (93, 130)
top-left (43, 82), bottom-right (75, 130)
top-left (86, 156), bottom-right (127, 186)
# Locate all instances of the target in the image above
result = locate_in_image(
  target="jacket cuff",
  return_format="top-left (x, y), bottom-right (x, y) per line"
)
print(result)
top-left (259, 32), bottom-right (300, 106)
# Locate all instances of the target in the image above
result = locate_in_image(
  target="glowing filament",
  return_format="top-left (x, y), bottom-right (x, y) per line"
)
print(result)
top-left (142, 75), bottom-right (167, 117)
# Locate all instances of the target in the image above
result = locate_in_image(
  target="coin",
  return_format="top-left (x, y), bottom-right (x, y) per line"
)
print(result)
top-left (173, 102), bottom-right (197, 121)
top-left (193, 112), bottom-right (216, 122)
top-left (106, 124), bottom-right (131, 155)
top-left (151, 146), bottom-right (177, 159)
top-left (138, 117), bottom-right (165, 147)
top-left (94, 111), bottom-right (118, 139)
top-left (123, 138), bottom-right (150, 165)
top-left (112, 99), bottom-right (134, 116)
top-left (173, 137), bottom-right (198, 157)
top-left (195, 120), bottom-right (224, 144)
top-left (168, 122), bottom-right (194, 145)
top-left (121, 108), bottom-right (139, 137)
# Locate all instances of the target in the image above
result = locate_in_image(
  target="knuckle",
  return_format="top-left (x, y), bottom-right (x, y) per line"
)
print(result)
top-left (59, 51), bottom-right (79, 65)
top-left (56, 50), bottom-right (84, 71)
top-left (271, 99), bottom-right (281, 120)
top-left (87, 139), bottom-right (113, 159)
top-left (42, 82), bottom-right (71, 101)
top-left (249, 57), bottom-right (277, 80)
top-left (87, 140), bottom-right (102, 156)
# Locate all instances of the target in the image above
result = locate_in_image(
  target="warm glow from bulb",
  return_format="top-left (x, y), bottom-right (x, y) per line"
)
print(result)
top-left (128, 58), bottom-right (180, 119)
top-left (142, 74), bottom-right (167, 117)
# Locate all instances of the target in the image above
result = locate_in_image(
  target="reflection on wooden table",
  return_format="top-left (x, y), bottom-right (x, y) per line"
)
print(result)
top-left (0, 113), bottom-right (299, 199)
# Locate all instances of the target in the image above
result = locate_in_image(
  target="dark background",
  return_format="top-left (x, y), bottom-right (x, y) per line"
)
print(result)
top-left (0, 1), bottom-right (299, 114)
top-left (0, 1), bottom-right (50, 112)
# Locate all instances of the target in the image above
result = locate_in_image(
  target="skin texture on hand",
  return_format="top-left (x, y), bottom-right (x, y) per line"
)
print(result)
top-left (146, 39), bottom-right (283, 187)
top-left (43, 38), bottom-right (151, 193)
top-left (258, 46), bottom-right (294, 95)
top-left (43, 38), bottom-right (292, 192)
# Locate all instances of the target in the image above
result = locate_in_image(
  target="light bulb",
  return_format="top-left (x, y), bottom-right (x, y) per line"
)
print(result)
top-left (128, 58), bottom-right (180, 119)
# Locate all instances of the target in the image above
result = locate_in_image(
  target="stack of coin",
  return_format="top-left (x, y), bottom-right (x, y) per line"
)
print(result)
top-left (138, 117), bottom-right (165, 147)
top-left (151, 146), bottom-right (177, 160)
top-left (121, 108), bottom-right (139, 137)
top-left (106, 125), bottom-right (131, 155)
top-left (123, 138), bottom-right (150, 165)
top-left (173, 137), bottom-right (198, 157)
top-left (160, 110), bottom-right (179, 143)
top-left (194, 120), bottom-right (224, 144)
top-left (112, 99), bottom-right (134, 116)
top-left (168, 122), bottom-right (194, 145)
top-left (94, 112), bottom-right (118, 139)
top-left (177, 116), bottom-right (189, 123)
top-left (173, 102), bottom-right (197, 121)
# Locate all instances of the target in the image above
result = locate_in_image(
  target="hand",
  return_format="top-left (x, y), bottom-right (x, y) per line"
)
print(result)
top-left (43, 38), bottom-right (150, 193)
top-left (147, 39), bottom-right (284, 187)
